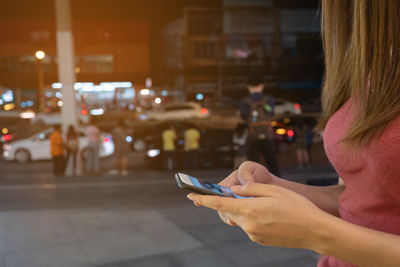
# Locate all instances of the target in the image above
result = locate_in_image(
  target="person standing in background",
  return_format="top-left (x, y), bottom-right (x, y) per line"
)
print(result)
top-left (50, 125), bottom-right (64, 177)
top-left (162, 125), bottom-right (177, 171)
top-left (239, 76), bottom-right (280, 176)
top-left (85, 120), bottom-right (100, 174)
top-left (294, 123), bottom-right (310, 169)
top-left (109, 120), bottom-right (129, 176)
top-left (65, 125), bottom-right (79, 176)
top-left (184, 126), bottom-right (201, 169)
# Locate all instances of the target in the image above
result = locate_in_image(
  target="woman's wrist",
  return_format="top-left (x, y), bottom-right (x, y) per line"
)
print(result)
top-left (307, 211), bottom-right (337, 255)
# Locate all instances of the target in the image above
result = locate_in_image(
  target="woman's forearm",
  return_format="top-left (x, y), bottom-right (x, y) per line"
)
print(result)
top-left (315, 213), bottom-right (400, 267)
top-left (270, 177), bottom-right (344, 216)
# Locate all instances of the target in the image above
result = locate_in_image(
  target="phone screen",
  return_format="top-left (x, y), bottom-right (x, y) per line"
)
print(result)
top-left (175, 173), bottom-right (246, 198)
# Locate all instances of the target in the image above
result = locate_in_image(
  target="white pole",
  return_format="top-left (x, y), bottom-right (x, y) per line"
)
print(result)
top-left (55, 0), bottom-right (81, 176)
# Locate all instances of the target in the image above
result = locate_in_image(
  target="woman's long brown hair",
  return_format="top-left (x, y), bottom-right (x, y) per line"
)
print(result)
top-left (316, 0), bottom-right (400, 147)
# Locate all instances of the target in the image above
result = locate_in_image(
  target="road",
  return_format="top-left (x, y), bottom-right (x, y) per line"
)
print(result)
top-left (0, 146), bottom-right (337, 267)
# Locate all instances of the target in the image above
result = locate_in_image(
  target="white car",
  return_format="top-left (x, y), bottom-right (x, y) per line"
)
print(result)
top-left (2, 128), bottom-right (114, 163)
top-left (274, 98), bottom-right (302, 115)
top-left (31, 112), bottom-right (90, 126)
top-left (143, 102), bottom-right (210, 121)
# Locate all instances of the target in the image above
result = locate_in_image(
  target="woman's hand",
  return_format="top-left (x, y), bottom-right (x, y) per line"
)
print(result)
top-left (216, 161), bottom-right (277, 226)
top-left (188, 183), bottom-right (328, 251)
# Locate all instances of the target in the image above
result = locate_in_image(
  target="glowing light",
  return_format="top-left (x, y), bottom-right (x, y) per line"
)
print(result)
top-left (81, 109), bottom-right (88, 115)
top-left (35, 50), bottom-right (46, 60)
top-left (104, 137), bottom-right (110, 143)
top-left (287, 129), bottom-right (294, 137)
top-left (140, 89), bottom-right (150, 96)
top-left (145, 77), bottom-right (152, 88)
top-left (271, 121), bottom-right (277, 127)
top-left (2, 90), bottom-right (13, 102)
top-left (3, 135), bottom-right (12, 141)
top-left (294, 103), bottom-right (301, 110)
top-left (90, 108), bottom-right (104, 116)
top-left (57, 101), bottom-right (63, 107)
top-left (4, 103), bottom-right (15, 111)
top-left (74, 67), bottom-right (81, 73)
top-left (0, 99), bottom-right (3, 105)
top-left (3, 151), bottom-right (9, 157)
top-left (276, 128), bottom-right (287, 135)
top-left (200, 108), bottom-right (208, 115)
top-left (55, 92), bottom-right (62, 98)
top-left (2, 128), bottom-right (8, 134)
top-left (283, 117), bottom-right (291, 124)
top-left (128, 104), bottom-right (135, 110)
top-left (147, 149), bottom-right (160, 158)
top-left (155, 97), bottom-right (162, 104)
top-left (161, 90), bottom-right (168, 96)
top-left (138, 114), bottom-right (147, 120)
top-left (100, 82), bottom-right (132, 88)
top-left (19, 111), bottom-right (36, 119)
top-left (74, 82), bottom-right (94, 91)
top-left (52, 83), bottom-right (63, 89)
top-left (126, 136), bottom-right (133, 143)
top-left (196, 93), bottom-right (204, 101)
top-left (26, 101), bottom-right (34, 107)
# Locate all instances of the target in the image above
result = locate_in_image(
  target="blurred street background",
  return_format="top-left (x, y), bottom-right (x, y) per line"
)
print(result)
top-left (0, 0), bottom-right (337, 266)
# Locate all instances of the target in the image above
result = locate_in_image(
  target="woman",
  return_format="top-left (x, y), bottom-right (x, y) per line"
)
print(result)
top-left (188, 1), bottom-right (400, 266)
top-left (65, 125), bottom-right (79, 176)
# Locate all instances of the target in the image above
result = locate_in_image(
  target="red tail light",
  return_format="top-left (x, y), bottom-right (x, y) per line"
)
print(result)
top-left (3, 134), bottom-right (12, 141)
top-left (294, 103), bottom-right (301, 110)
top-left (200, 108), bottom-right (208, 114)
top-left (287, 130), bottom-right (294, 137)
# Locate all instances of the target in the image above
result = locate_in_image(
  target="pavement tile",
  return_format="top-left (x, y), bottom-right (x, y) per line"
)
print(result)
top-left (4, 210), bottom-right (79, 254)
top-left (171, 247), bottom-right (239, 267)
top-left (95, 254), bottom-right (181, 267)
top-left (214, 241), bottom-right (316, 267)
top-left (67, 209), bottom-right (202, 265)
top-left (5, 244), bottom-right (89, 267)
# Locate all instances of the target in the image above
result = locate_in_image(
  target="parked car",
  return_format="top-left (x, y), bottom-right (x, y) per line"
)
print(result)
top-left (274, 98), bottom-right (302, 115)
top-left (2, 128), bottom-right (114, 163)
top-left (31, 112), bottom-right (90, 126)
top-left (131, 120), bottom-right (293, 169)
top-left (141, 102), bottom-right (210, 121)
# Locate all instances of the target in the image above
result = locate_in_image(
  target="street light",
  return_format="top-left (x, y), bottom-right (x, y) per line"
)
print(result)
top-left (35, 50), bottom-right (46, 112)
top-left (35, 50), bottom-right (46, 60)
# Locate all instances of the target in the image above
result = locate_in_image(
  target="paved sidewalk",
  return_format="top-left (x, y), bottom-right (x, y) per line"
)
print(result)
top-left (0, 164), bottom-right (335, 266)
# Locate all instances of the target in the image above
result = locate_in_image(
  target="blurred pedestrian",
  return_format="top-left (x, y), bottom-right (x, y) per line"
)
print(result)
top-left (109, 119), bottom-right (129, 176)
top-left (239, 76), bottom-right (280, 176)
top-left (85, 120), bottom-right (100, 174)
top-left (162, 124), bottom-right (176, 171)
top-left (233, 122), bottom-right (248, 169)
top-left (50, 125), bottom-right (64, 177)
top-left (294, 123), bottom-right (310, 169)
top-left (184, 126), bottom-right (201, 169)
top-left (65, 125), bottom-right (79, 176)
top-left (305, 124), bottom-right (314, 166)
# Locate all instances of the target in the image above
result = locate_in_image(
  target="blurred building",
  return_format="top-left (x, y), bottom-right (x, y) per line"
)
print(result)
top-left (161, 0), bottom-right (323, 104)
top-left (0, 0), bottom-right (150, 110)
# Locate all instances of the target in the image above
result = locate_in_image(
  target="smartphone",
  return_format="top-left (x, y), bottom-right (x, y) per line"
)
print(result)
top-left (175, 172), bottom-right (246, 198)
